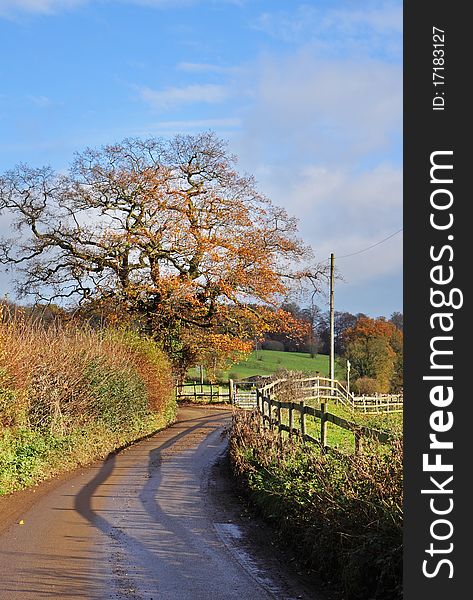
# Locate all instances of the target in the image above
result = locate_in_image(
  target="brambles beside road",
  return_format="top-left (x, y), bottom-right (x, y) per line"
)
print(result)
top-left (229, 410), bottom-right (402, 600)
top-left (0, 312), bottom-right (176, 494)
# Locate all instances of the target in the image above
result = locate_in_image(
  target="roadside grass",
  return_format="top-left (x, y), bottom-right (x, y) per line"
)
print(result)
top-left (229, 410), bottom-right (403, 600)
top-left (187, 350), bottom-right (345, 382)
top-left (0, 413), bottom-right (169, 494)
top-left (0, 314), bottom-right (176, 495)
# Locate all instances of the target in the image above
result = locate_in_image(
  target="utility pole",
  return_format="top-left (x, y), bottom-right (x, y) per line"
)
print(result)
top-left (329, 253), bottom-right (335, 393)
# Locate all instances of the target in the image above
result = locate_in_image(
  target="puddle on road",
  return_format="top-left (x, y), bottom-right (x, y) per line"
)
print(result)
top-left (216, 522), bottom-right (243, 539)
top-left (213, 522), bottom-right (300, 600)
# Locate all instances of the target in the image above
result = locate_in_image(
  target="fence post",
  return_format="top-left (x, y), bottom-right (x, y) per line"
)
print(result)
top-left (194, 381), bottom-right (197, 403)
top-left (320, 402), bottom-right (327, 452)
top-left (300, 401), bottom-right (306, 439)
top-left (289, 402), bottom-right (294, 437)
top-left (269, 396), bottom-right (273, 430)
top-left (277, 401), bottom-right (282, 432)
top-left (354, 430), bottom-right (363, 454)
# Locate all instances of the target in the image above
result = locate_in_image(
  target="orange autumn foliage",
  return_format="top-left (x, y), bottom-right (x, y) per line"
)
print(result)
top-left (343, 316), bottom-right (403, 393)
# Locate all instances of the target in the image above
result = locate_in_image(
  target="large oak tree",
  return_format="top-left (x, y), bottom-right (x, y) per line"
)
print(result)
top-left (0, 132), bottom-right (326, 374)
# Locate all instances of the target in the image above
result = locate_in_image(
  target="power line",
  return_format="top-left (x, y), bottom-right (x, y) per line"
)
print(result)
top-left (334, 228), bottom-right (403, 259)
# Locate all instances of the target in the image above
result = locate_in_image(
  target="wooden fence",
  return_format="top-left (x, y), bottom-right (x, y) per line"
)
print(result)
top-left (256, 375), bottom-right (403, 414)
top-left (176, 374), bottom-right (403, 415)
top-left (255, 377), bottom-right (398, 454)
top-left (256, 392), bottom-right (394, 454)
top-left (176, 381), bottom-right (232, 403)
top-left (351, 394), bottom-right (404, 413)
top-left (175, 379), bottom-right (258, 405)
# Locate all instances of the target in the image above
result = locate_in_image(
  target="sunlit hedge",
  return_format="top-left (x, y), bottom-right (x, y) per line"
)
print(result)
top-left (0, 312), bottom-right (176, 494)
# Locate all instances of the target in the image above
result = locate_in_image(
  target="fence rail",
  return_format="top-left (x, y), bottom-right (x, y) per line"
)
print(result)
top-left (175, 381), bottom-right (231, 403)
top-left (256, 389), bottom-right (395, 454)
top-left (175, 379), bottom-right (257, 406)
top-left (177, 374), bottom-right (403, 415)
top-left (258, 375), bottom-right (403, 414)
top-left (177, 374), bottom-right (400, 452)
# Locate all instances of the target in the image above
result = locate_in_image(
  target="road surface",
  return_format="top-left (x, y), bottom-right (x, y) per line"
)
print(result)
top-left (0, 406), bottom-right (322, 600)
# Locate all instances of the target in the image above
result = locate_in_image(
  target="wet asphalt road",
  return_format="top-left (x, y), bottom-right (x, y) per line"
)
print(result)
top-left (0, 406), bottom-right (318, 600)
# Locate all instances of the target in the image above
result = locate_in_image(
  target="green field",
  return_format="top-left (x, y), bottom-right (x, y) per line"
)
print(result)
top-left (187, 349), bottom-right (345, 382)
top-left (302, 401), bottom-right (403, 453)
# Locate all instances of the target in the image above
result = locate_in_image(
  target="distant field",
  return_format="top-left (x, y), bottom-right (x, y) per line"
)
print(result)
top-left (187, 349), bottom-right (345, 382)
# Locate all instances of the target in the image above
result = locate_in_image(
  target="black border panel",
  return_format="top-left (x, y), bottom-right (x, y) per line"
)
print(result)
top-left (404, 3), bottom-right (469, 598)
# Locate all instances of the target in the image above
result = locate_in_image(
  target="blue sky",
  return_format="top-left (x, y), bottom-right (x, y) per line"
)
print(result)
top-left (0, 0), bottom-right (402, 317)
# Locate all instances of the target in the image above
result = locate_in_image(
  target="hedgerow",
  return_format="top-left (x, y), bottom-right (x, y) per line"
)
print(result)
top-left (229, 410), bottom-right (402, 600)
top-left (0, 311), bottom-right (176, 494)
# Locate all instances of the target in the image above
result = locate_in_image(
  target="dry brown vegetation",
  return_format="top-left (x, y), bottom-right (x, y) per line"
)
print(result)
top-left (0, 305), bottom-right (176, 493)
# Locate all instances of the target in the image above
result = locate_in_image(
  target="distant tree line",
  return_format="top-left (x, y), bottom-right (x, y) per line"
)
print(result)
top-left (262, 304), bottom-right (403, 393)
top-left (263, 303), bottom-right (402, 354)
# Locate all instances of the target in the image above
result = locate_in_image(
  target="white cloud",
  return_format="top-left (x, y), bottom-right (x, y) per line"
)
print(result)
top-left (332, 5), bottom-right (402, 35)
top-left (231, 49), bottom-right (402, 284)
top-left (234, 51), bottom-right (401, 168)
top-left (177, 62), bottom-right (242, 75)
top-left (120, 0), bottom-right (196, 7)
top-left (28, 95), bottom-right (52, 107)
top-left (253, 2), bottom-right (402, 57)
top-left (0, 0), bottom-right (86, 16)
top-left (139, 83), bottom-right (228, 111)
top-left (211, 42), bottom-right (402, 289)
top-left (0, 0), bottom-right (243, 17)
top-left (134, 117), bottom-right (241, 135)
top-left (323, 231), bottom-right (402, 287)
top-left (245, 160), bottom-right (402, 285)
top-left (126, 0), bottom-right (247, 6)
top-left (292, 164), bottom-right (402, 216)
